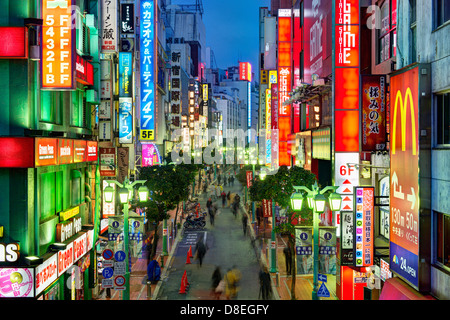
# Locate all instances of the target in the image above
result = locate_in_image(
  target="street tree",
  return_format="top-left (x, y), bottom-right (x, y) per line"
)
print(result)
top-left (249, 165), bottom-right (317, 300)
top-left (138, 162), bottom-right (202, 260)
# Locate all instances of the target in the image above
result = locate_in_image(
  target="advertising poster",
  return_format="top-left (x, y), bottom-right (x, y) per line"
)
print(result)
top-left (340, 211), bottom-right (354, 265)
top-left (100, 147), bottom-right (115, 177)
top-left (117, 147), bottom-right (129, 184)
top-left (142, 143), bottom-right (161, 167)
top-left (319, 227), bottom-right (337, 275)
top-left (0, 268), bottom-right (34, 298)
top-left (353, 187), bottom-right (374, 267)
top-left (295, 227), bottom-right (313, 275)
top-left (119, 52), bottom-right (132, 97)
top-left (120, 3), bottom-right (134, 34)
top-left (389, 66), bottom-right (420, 288)
top-left (118, 98), bottom-right (133, 144)
top-left (362, 75), bottom-right (387, 151)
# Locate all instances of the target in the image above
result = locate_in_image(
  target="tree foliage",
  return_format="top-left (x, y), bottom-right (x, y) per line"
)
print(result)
top-left (138, 163), bottom-right (203, 258)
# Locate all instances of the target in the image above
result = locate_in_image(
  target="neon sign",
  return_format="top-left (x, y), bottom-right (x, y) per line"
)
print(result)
top-left (41, 0), bottom-right (74, 89)
top-left (277, 9), bottom-right (292, 166)
top-left (140, 0), bottom-right (155, 141)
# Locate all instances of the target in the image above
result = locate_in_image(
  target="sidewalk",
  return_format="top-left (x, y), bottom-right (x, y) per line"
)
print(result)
top-left (96, 168), bottom-right (224, 300)
top-left (243, 201), bottom-right (338, 300)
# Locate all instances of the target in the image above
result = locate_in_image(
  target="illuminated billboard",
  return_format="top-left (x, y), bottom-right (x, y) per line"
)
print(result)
top-left (277, 9), bottom-right (292, 166)
top-left (354, 187), bottom-right (374, 267)
top-left (239, 62), bottom-right (252, 82)
top-left (389, 66), bottom-right (420, 288)
top-left (41, 0), bottom-right (75, 89)
top-left (139, 0), bottom-right (155, 141)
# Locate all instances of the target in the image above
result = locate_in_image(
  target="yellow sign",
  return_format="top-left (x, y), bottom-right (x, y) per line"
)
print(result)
top-left (202, 84), bottom-right (208, 101)
top-left (260, 70), bottom-right (268, 84)
top-left (269, 70), bottom-right (278, 84)
top-left (140, 130), bottom-right (155, 140)
top-left (392, 88), bottom-right (417, 156)
top-left (60, 206), bottom-right (80, 221)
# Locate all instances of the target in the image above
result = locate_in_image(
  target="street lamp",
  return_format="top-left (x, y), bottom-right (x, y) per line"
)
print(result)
top-left (290, 182), bottom-right (342, 300)
top-left (103, 178), bottom-right (147, 300)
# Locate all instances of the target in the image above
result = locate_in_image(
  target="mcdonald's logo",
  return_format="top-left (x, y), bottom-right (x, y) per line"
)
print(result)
top-left (391, 87), bottom-right (417, 156)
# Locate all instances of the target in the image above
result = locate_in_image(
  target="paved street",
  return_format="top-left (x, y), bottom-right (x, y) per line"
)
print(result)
top-left (155, 179), bottom-right (264, 300)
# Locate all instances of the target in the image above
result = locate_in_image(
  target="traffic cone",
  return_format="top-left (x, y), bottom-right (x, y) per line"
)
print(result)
top-left (183, 270), bottom-right (190, 287)
top-left (188, 246), bottom-right (193, 258)
top-left (186, 250), bottom-right (191, 264)
top-left (179, 273), bottom-right (187, 294)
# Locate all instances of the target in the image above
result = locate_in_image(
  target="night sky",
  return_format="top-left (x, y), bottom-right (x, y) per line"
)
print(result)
top-left (203, 0), bottom-right (270, 79)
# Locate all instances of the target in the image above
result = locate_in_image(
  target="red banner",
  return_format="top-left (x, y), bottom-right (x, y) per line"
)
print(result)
top-left (246, 171), bottom-right (253, 188)
top-left (262, 199), bottom-right (272, 218)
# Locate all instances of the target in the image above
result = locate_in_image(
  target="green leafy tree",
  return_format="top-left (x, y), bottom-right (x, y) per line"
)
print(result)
top-left (249, 165), bottom-right (317, 300)
top-left (138, 162), bottom-right (202, 259)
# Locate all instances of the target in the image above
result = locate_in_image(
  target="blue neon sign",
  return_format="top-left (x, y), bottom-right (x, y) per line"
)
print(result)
top-left (140, 0), bottom-right (155, 140)
top-left (119, 52), bottom-right (132, 97)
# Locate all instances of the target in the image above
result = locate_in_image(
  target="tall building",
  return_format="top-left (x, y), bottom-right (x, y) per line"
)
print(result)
top-left (0, 0), bottom-right (101, 300)
top-left (392, 0), bottom-right (450, 300)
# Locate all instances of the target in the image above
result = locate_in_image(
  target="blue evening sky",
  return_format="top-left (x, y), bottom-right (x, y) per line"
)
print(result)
top-left (202, 0), bottom-right (270, 79)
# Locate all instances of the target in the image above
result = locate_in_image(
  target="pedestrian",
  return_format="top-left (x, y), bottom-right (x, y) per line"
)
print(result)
top-left (227, 191), bottom-right (231, 207)
top-left (211, 266), bottom-right (224, 300)
top-left (228, 176), bottom-right (232, 186)
top-left (218, 174), bottom-right (221, 185)
top-left (195, 238), bottom-right (207, 267)
top-left (209, 203), bottom-right (217, 226)
top-left (232, 194), bottom-right (240, 218)
top-left (231, 176), bottom-right (235, 186)
top-left (259, 265), bottom-right (273, 300)
top-left (224, 266), bottom-right (241, 300)
top-left (283, 241), bottom-right (292, 275)
top-left (221, 190), bottom-right (227, 208)
top-left (256, 205), bottom-right (262, 227)
top-left (242, 212), bottom-right (248, 236)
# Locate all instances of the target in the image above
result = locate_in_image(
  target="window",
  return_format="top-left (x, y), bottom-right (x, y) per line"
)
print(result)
top-left (410, 0), bottom-right (417, 64)
top-left (377, 0), bottom-right (397, 64)
top-left (436, 93), bottom-right (450, 145)
top-left (435, 211), bottom-right (450, 269)
top-left (435, 0), bottom-right (450, 27)
top-left (40, 172), bottom-right (56, 220)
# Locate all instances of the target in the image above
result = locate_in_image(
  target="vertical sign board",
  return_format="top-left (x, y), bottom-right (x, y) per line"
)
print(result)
top-left (389, 66), bottom-right (420, 288)
top-left (239, 62), bottom-right (252, 82)
top-left (41, 0), bottom-right (75, 89)
top-left (140, 0), bottom-right (155, 141)
top-left (118, 98), bottom-right (133, 144)
top-left (353, 187), bottom-right (374, 267)
top-left (170, 51), bottom-right (182, 128)
top-left (361, 75), bottom-right (387, 151)
top-left (333, 0), bottom-right (360, 254)
top-left (120, 3), bottom-right (135, 34)
top-left (277, 9), bottom-right (292, 167)
top-left (142, 143), bottom-right (161, 167)
top-left (246, 171), bottom-right (253, 188)
top-left (101, 0), bottom-right (118, 52)
top-left (119, 52), bottom-right (132, 97)
top-left (334, 0), bottom-right (360, 153)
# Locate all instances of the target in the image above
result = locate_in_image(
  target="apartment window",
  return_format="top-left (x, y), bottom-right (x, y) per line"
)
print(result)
top-left (435, 0), bottom-right (450, 27)
top-left (435, 211), bottom-right (450, 269)
top-left (436, 93), bottom-right (450, 145)
top-left (377, 0), bottom-right (397, 64)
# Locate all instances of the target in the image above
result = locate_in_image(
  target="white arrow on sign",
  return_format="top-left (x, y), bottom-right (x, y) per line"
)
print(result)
top-left (391, 171), bottom-right (405, 200)
top-left (406, 187), bottom-right (416, 210)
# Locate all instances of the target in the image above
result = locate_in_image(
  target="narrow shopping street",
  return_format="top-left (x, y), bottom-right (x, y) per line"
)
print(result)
top-left (155, 179), bottom-right (261, 300)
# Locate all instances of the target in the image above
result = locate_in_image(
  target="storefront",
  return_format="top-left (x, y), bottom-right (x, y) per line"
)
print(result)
top-left (0, 137), bottom-right (100, 299)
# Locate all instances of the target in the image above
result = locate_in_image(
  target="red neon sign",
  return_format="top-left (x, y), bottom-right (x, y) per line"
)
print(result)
top-left (239, 62), bottom-right (252, 82)
top-left (334, 0), bottom-right (360, 153)
top-left (277, 10), bottom-right (292, 166)
top-left (0, 27), bottom-right (28, 59)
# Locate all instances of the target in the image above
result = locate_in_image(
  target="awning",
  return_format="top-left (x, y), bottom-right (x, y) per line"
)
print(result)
top-left (379, 277), bottom-right (436, 300)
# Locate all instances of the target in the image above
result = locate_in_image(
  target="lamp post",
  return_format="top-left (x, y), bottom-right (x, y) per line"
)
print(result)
top-left (103, 178), bottom-right (149, 300)
top-left (290, 182), bottom-right (341, 300)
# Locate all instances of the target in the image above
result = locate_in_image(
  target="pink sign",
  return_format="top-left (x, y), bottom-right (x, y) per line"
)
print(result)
top-left (142, 143), bottom-right (161, 167)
